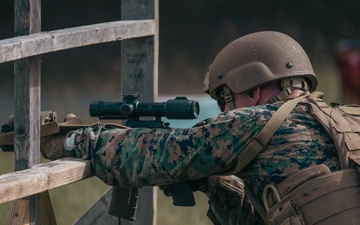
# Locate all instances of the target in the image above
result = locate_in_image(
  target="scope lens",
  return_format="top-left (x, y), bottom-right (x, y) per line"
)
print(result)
top-left (193, 101), bottom-right (199, 118)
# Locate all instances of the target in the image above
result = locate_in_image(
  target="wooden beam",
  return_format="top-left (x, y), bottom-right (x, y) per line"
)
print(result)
top-left (0, 20), bottom-right (156, 63)
top-left (13, 0), bottom-right (42, 224)
top-left (121, 6), bottom-right (159, 101)
top-left (72, 1), bottom-right (159, 223)
top-left (119, 1), bottom-right (159, 225)
top-left (0, 158), bottom-right (93, 205)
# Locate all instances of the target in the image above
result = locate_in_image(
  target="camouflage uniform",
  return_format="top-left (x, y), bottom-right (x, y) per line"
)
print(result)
top-left (71, 99), bottom-right (340, 224)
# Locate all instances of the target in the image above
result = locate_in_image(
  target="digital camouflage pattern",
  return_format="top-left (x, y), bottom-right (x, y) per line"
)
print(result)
top-left (69, 98), bottom-right (341, 224)
top-left (71, 98), bottom-right (341, 201)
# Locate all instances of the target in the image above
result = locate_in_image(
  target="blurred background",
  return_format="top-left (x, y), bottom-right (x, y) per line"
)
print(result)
top-left (1, 0), bottom-right (360, 224)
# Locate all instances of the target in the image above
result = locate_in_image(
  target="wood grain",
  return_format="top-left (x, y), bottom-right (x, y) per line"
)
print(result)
top-left (0, 20), bottom-right (155, 63)
top-left (0, 158), bottom-right (93, 205)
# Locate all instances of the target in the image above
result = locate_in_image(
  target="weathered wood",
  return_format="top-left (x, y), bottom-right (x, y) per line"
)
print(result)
top-left (13, 0), bottom-right (42, 224)
top-left (14, 57), bottom-right (41, 171)
top-left (2, 0), bottom-right (159, 224)
top-left (39, 191), bottom-right (57, 225)
top-left (7, 192), bottom-right (57, 225)
top-left (119, 1), bottom-right (159, 225)
top-left (0, 158), bottom-right (93, 205)
top-left (0, 20), bottom-right (156, 63)
top-left (121, 3), bottom-right (159, 100)
top-left (14, 0), bottom-right (41, 35)
top-left (7, 198), bottom-right (30, 224)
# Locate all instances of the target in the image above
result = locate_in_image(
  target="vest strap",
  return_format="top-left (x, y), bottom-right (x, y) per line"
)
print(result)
top-left (229, 93), bottom-right (309, 174)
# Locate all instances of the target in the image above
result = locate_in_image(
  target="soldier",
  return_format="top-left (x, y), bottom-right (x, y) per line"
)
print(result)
top-left (42, 31), bottom-right (360, 225)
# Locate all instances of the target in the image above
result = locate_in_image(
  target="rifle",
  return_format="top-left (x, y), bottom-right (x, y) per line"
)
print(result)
top-left (89, 94), bottom-right (200, 221)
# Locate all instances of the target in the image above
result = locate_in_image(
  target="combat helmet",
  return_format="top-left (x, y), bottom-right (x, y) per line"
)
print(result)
top-left (203, 31), bottom-right (318, 109)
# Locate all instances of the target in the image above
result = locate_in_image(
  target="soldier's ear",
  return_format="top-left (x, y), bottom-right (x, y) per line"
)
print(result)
top-left (248, 87), bottom-right (261, 105)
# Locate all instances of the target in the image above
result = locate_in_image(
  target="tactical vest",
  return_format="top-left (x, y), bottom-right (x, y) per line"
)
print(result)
top-left (231, 92), bottom-right (360, 225)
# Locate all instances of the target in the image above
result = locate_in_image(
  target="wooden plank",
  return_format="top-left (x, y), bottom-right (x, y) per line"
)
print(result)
top-left (77, 3), bottom-right (159, 225)
top-left (14, 56), bottom-right (41, 171)
top-left (121, 3), bottom-right (158, 112)
top-left (121, 1), bottom-right (159, 98)
top-left (119, 1), bottom-right (159, 225)
top-left (39, 191), bottom-right (57, 225)
top-left (0, 20), bottom-right (155, 63)
top-left (7, 199), bottom-right (30, 224)
top-left (13, 0), bottom-right (42, 224)
top-left (7, 192), bottom-right (57, 225)
top-left (0, 158), bottom-right (93, 205)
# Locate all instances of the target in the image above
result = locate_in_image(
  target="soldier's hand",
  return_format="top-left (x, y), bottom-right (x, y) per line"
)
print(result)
top-left (159, 176), bottom-right (214, 197)
top-left (41, 114), bottom-right (85, 160)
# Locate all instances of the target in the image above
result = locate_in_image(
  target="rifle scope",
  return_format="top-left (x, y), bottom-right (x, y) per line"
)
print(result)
top-left (89, 95), bottom-right (200, 120)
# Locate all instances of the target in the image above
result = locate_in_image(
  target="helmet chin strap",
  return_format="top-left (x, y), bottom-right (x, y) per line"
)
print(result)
top-left (221, 78), bottom-right (310, 109)
top-left (223, 86), bottom-right (235, 110)
top-left (268, 78), bottom-right (310, 103)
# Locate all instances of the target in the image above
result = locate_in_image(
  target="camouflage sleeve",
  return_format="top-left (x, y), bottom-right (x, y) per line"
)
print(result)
top-left (206, 176), bottom-right (264, 225)
top-left (71, 106), bottom-right (272, 188)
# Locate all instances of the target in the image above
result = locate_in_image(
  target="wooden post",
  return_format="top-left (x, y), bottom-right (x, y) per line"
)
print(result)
top-left (74, 1), bottom-right (159, 224)
top-left (9, 0), bottom-right (42, 224)
top-left (1, 0), bottom-right (159, 224)
top-left (121, 0), bottom-right (159, 98)
top-left (120, 1), bottom-right (158, 225)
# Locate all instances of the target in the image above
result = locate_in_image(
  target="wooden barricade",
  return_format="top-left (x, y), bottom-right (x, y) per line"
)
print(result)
top-left (0, 0), bottom-right (159, 224)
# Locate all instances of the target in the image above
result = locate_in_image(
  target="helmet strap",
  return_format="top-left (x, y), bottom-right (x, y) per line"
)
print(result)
top-left (269, 78), bottom-right (310, 103)
top-left (223, 86), bottom-right (235, 110)
top-left (203, 71), bottom-right (210, 94)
